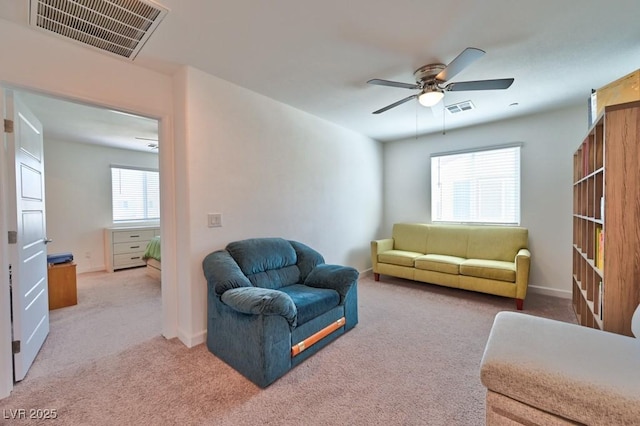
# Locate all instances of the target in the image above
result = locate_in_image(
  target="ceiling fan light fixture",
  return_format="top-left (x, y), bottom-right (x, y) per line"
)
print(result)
top-left (418, 90), bottom-right (444, 107)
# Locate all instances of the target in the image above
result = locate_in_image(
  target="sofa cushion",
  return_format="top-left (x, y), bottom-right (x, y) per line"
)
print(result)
top-left (425, 225), bottom-right (469, 258)
top-left (460, 259), bottom-right (516, 282)
top-left (378, 250), bottom-right (423, 267)
top-left (414, 254), bottom-right (465, 275)
top-left (467, 226), bottom-right (528, 262)
top-left (280, 284), bottom-right (340, 326)
top-left (392, 223), bottom-right (430, 253)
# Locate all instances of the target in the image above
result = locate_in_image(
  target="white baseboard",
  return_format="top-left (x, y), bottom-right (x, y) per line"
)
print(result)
top-left (528, 284), bottom-right (572, 299)
top-left (177, 328), bottom-right (206, 348)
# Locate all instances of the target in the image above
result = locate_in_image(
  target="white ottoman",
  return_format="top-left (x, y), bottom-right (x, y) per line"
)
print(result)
top-left (480, 311), bottom-right (640, 425)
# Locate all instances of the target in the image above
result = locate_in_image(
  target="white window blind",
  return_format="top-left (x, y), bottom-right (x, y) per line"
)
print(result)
top-left (111, 166), bottom-right (160, 222)
top-left (431, 145), bottom-right (520, 225)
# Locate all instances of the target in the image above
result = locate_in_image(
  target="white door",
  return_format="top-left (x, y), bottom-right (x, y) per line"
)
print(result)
top-left (5, 91), bottom-right (49, 382)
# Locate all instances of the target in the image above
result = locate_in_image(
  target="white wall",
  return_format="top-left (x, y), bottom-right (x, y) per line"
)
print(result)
top-left (173, 66), bottom-right (384, 345)
top-left (44, 138), bottom-right (159, 273)
top-left (383, 105), bottom-right (586, 297)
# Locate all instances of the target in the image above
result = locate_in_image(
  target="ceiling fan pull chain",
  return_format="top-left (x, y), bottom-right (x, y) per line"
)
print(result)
top-left (415, 101), bottom-right (419, 140)
top-left (442, 105), bottom-right (446, 135)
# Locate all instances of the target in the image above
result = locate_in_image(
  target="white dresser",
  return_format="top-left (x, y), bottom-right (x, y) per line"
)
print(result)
top-left (104, 225), bottom-right (160, 272)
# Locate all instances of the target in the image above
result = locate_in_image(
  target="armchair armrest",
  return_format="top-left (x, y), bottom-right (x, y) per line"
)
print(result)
top-left (221, 287), bottom-right (297, 327)
top-left (304, 264), bottom-right (359, 302)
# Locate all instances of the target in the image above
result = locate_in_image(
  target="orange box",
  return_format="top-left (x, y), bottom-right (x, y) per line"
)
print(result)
top-left (47, 263), bottom-right (77, 310)
top-left (596, 69), bottom-right (640, 117)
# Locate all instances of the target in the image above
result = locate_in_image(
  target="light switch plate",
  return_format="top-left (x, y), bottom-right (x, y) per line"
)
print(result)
top-left (208, 213), bottom-right (222, 228)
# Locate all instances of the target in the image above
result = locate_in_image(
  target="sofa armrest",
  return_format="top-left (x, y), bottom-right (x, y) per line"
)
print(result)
top-left (304, 264), bottom-right (359, 303)
top-left (372, 238), bottom-right (394, 253)
top-left (371, 238), bottom-right (394, 272)
top-left (514, 249), bottom-right (531, 300)
top-left (220, 287), bottom-right (297, 327)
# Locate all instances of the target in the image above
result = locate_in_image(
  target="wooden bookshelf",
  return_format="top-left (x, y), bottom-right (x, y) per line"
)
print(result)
top-left (572, 100), bottom-right (640, 336)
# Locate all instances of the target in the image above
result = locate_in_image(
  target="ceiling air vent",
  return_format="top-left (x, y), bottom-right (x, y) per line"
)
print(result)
top-left (445, 100), bottom-right (475, 114)
top-left (29, 0), bottom-right (168, 60)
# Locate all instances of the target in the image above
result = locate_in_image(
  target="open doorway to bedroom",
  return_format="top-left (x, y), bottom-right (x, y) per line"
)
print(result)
top-left (15, 89), bottom-right (163, 383)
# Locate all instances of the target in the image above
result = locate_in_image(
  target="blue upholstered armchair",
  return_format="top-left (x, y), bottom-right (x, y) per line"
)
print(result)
top-left (202, 238), bottom-right (359, 387)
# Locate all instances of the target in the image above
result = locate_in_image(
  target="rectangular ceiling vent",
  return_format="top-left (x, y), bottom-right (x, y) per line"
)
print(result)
top-left (446, 100), bottom-right (475, 114)
top-left (29, 0), bottom-right (168, 60)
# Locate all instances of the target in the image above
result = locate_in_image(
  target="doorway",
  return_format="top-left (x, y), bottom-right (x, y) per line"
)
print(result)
top-left (19, 90), bottom-right (163, 381)
top-left (0, 86), bottom-right (175, 397)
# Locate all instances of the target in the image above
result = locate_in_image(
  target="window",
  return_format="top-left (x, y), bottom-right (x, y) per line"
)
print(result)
top-left (431, 145), bottom-right (520, 225)
top-left (111, 166), bottom-right (160, 222)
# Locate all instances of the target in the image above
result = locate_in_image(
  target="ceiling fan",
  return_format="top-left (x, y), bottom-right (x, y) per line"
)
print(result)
top-left (367, 47), bottom-right (514, 114)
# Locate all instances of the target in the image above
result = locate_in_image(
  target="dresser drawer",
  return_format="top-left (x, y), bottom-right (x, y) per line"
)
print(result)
top-left (113, 241), bottom-right (147, 255)
top-left (105, 226), bottom-right (159, 272)
top-left (112, 229), bottom-right (155, 243)
top-left (114, 252), bottom-right (146, 268)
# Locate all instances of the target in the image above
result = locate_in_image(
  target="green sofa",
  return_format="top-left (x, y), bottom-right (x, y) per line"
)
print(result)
top-left (371, 223), bottom-right (531, 309)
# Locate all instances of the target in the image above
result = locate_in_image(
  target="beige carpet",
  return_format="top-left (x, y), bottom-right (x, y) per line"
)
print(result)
top-left (24, 267), bottom-right (162, 382)
top-left (1, 274), bottom-right (576, 425)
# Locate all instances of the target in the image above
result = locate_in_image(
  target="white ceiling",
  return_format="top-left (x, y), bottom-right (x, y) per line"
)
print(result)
top-left (2, 0), bottom-right (640, 148)
top-left (18, 91), bottom-right (160, 152)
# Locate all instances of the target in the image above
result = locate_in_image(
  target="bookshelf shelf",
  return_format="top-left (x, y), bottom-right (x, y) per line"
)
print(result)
top-left (572, 100), bottom-right (640, 336)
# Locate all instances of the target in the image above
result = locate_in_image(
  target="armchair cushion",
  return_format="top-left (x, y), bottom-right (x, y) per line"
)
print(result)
top-left (221, 287), bottom-right (298, 327)
top-left (279, 284), bottom-right (340, 326)
top-left (227, 238), bottom-right (301, 289)
top-left (203, 250), bottom-right (252, 296)
top-left (290, 240), bottom-right (326, 281)
top-left (227, 238), bottom-right (297, 275)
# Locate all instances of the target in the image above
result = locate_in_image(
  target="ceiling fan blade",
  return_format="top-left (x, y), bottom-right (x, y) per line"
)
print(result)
top-left (444, 78), bottom-right (514, 91)
top-left (435, 47), bottom-right (485, 82)
top-left (367, 78), bottom-right (420, 90)
top-left (372, 94), bottom-right (418, 114)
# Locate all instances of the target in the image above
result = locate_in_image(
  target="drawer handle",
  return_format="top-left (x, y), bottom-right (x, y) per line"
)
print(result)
top-left (129, 235), bottom-right (140, 238)
top-left (131, 256), bottom-right (141, 260)
top-left (130, 245), bottom-right (140, 249)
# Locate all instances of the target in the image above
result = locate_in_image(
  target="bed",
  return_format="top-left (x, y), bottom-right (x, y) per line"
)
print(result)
top-left (142, 236), bottom-right (161, 280)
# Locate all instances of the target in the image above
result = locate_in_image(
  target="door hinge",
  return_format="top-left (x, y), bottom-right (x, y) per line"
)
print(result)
top-left (8, 231), bottom-right (17, 244)
top-left (4, 119), bottom-right (13, 133)
top-left (12, 340), bottom-right (20, 354)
